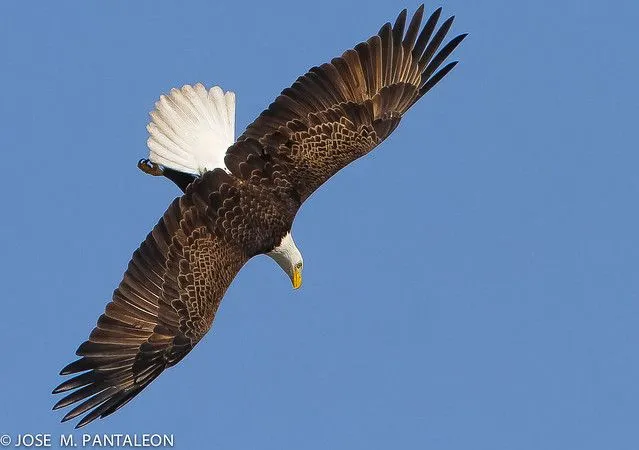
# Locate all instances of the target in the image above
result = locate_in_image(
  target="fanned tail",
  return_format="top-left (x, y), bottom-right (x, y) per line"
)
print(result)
top-left (146, 83), bottom-right (235, 175)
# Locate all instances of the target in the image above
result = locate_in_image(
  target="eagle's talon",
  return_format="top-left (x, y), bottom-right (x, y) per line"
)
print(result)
top-left (137, 158), bottom-right (163, 176)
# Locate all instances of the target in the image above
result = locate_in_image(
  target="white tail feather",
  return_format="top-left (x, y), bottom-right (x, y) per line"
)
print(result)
top-left (146, 83), bottom-right (235, 175)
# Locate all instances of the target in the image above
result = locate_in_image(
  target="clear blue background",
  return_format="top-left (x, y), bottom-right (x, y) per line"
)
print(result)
top-left (0, 1), bottom-right (637, 448)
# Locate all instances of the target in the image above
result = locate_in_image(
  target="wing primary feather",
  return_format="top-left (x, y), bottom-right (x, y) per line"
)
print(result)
top-left (59, 358), bottom-right (94, 376)
top-left (403, 5), bottom-right (425, 50)
top-left (379, 23), bottom-right (393, 85)
top-left (377, 20), bottom-right (391, 36)
top-left (73, 389), bottom-right (133, 429)
top-left (54, 383), bottom-right (113, 411)
top-left (98, 387), bottom-right (142, 419)
top-left (60, 387), bottom-right (120, 423)
top-left (368, 35), bottom-right (383, 94)
top-left (53, 371), bottom-right (102, 394)
top-left (419, 16), bottom-right (455, 70)
top-left (419, 61), bottom-right (460, 97)
top-left (413, 7), bottom-right (442, 58)
top-left (391, 11), bottom-right (407, 84)
top-left (421, 33), bottom-right (468, 82)
top-left (393, 9), bottom-right (407, 41)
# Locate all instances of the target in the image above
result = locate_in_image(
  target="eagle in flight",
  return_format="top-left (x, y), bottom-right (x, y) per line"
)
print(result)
top-left (53, 5), bottom-right (466, 428)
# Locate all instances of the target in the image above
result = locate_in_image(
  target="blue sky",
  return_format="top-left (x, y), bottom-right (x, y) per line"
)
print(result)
top-left (0, 0), bottom-right (637, 448)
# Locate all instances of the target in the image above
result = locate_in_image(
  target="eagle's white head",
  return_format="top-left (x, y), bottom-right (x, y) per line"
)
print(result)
top-left (267, 232), bottom-right (303, 289)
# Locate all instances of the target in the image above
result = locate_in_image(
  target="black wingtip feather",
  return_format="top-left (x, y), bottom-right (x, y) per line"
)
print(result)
top-left (53, 401), bottom-right (64, 411)
top-left (419, 15), bottom-right (456, 68)
top-left (393, 9), bottom-right (407, 36)
top-left (76, 417), bottom-right (93, 429)
top-left (52, 385), bottom-right (67, 395)
top-left (378, 21), bottom-right (392, 36)
top-left (422, 33), bottom-right (468, 81)
top-left (100, 388), bottom-right (142, 418)
top-left (420, 61), bottom-right (460, 97)
top-left (60, 357), bottom-right (92, 375)
top-left (413, 7), bottom-right (442, 58)
top-left (403, 5), bottom-right (425, 50)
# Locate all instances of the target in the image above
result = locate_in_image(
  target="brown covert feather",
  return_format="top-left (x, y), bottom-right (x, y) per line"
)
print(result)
top-left (54, 5), bottom-right (466, 428)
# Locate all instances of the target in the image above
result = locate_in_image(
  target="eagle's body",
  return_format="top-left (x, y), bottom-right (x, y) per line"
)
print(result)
top-left (54, 5), bottom-right (466, 428)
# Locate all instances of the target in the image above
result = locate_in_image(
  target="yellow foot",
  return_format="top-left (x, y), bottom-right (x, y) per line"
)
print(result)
top-left (137, 158), bottom-right (163, 176)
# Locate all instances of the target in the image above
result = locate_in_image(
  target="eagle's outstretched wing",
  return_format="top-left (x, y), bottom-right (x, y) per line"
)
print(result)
top-left (53, 173), bottom-right (249, 428)
top-left (225, 5), bottom-right (466, 203)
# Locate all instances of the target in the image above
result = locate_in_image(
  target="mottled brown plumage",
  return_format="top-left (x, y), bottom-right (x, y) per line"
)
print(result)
top-left (54, 5), bottom-right (466, 427)
top-left (230, 5), bottom-right (466, 202)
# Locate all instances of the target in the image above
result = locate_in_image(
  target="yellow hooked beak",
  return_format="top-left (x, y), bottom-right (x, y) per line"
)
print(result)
top-left (292, 266), bottom-right (302, 289)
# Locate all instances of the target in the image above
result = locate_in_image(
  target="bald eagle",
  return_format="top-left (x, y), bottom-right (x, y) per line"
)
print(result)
top-left (53, 5), bottom-right (466, 428)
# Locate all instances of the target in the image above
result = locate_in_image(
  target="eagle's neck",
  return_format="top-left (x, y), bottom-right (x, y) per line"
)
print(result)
top-left (267, 232), bottom-right (303, 285)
